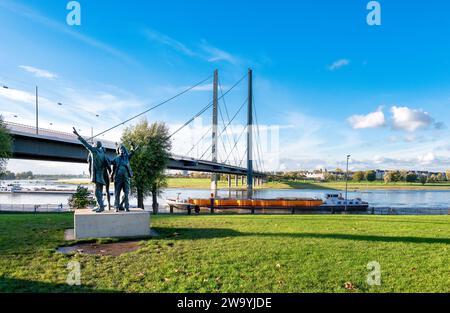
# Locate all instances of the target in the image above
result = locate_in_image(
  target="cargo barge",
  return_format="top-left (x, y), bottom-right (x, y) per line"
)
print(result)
top-left (166, 193), bottom-right (369, 214)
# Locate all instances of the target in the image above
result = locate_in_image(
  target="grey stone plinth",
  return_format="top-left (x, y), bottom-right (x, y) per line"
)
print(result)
top-left (74, 209), bottom-right (151, 239)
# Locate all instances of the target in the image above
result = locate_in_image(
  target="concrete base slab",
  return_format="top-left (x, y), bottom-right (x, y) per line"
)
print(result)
top-left (74, 209), bottom-right (151, 239)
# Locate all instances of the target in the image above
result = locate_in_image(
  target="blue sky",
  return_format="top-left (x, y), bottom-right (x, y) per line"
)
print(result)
top-left (1, 0), bottom-right (450, 173)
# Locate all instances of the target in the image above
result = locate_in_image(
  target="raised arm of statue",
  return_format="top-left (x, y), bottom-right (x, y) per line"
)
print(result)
top-left (73, 127), bottom-right (95, 153)
top-left (129, 143), bottom-right (140, 159)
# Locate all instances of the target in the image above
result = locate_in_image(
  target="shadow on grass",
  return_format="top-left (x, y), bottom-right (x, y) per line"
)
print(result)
top-left (153, 227), bottom-right (450, 245)
top-left (0, 276), bottom-right (116, 293)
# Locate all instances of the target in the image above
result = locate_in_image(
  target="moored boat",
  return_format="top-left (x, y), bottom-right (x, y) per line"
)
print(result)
top-left (167, 193), bottom-right (369, 214)
top-left (319, 193), bottom-right (369, 212)
top-left (0, 183), bottom-right (22, 193)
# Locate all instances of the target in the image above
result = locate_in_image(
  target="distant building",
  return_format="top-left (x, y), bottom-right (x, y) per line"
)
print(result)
top-left (304, 171), bottom-right (325, 181)
top-left (375, 169), bottom-right (385, 180)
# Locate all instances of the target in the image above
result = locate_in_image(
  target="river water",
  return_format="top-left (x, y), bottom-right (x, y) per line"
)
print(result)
top-left (1, 180), bottom-right (449, 214)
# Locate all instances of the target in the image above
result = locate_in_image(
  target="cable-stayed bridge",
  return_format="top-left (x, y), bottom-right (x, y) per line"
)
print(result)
top-left (3, 69), bottom-right (267, 192)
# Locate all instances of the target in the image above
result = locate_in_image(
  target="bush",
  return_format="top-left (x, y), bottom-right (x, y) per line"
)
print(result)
top-left (365, 170), bottom-right (376, 182)
top-left (352, 171), bottom-right (365, 182)
top-left (68, 186), bottom-right (96, 209)
top-left (405, 172), bottom-right (418, 182)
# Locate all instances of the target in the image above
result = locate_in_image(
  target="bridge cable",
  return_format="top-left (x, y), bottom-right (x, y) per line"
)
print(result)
top-left (198, 97), bottom-right (247, 160)
top-left (238, 146), bottom-right (248, 167)
top-left (218, 78), bottom-right (241, 165)
top-left (168, 72), bottom-right (247, 139)
top-left (223, 124), bottom-right (247, 164)
top-left (184, 125), bottom-right (213, 157)
top-left (92, 74), bottom-right (213, 139)
top-left (253, 94), bottom-right (266, 173)
top-left (218, 104), bottom-right (239, 165)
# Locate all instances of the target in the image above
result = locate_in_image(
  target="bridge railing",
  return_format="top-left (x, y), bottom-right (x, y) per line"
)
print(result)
top-left (370, 206), bottom-right (449, 215)
top-left (5, 121), bottom-right (117, 147)
top-left (5, 121), bottom-right (266, 176)
top-left (0, 203), bottom-right (72, 213)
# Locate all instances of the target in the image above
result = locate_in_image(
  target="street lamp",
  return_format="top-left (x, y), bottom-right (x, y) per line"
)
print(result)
top-left (2, 84), bottom-right (37, 132)
top-left (344, 154), bottom-right (351, 212)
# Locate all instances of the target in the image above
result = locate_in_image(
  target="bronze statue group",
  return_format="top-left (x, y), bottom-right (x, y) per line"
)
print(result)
top-left (73, 127), bottom-right (136, 213)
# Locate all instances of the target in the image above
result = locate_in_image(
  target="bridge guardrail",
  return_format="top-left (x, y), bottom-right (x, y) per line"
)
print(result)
top-left (0, 203), bottom-right (72, 213)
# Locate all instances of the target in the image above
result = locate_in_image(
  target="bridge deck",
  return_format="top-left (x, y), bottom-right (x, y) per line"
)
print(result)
top-left (5, 122), bottom-right (265, 176)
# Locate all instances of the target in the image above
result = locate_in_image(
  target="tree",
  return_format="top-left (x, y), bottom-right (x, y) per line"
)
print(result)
top-left (419, 175), bottom-right (427, 185)
top-left (365, 170), bottom-right (376, 182)
top-left (16, 171), bottom-right (34, 179)
top-left (0, 170), bottom-right (15, 180)
top-left (68, 186), bottom-right (96, 209)
top-left (428, 174), bottom-right (437, 183)
top-left (121, 120), bottom-right (171, 213)
top-left (405, 172), bottom-right (418, 183)
top-left (445, 170), bottom-right (450, 181)
top-left (324, 173), bottom-right (337, 181)
top-left (352, 171), bottom-right (365, 182)
top-left (399, 170), bottom-right (408, 182)
top-left (384, 171), bottom-right (401, 183)
top-left (436, 172), bottom-right (445, 182)
top-left (0, 116), bottom-right (12, 175)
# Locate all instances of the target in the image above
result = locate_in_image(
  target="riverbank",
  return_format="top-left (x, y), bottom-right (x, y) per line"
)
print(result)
top-left (0, 213), bottom-right (448, 292)
top-left (262, 180), bottom-right (450, 190)
top-left (165, 178), bottom-right (450, 190)
top-left (57, 178), bottom-right (450, 190)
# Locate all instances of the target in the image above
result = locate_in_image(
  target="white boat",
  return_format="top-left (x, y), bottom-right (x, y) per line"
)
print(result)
top-left (166, 193), bottom-right (197, 213)
top-left (319, 193), bottom-right (369, 212)
top-left (0, 183), bottom-right (23, 193)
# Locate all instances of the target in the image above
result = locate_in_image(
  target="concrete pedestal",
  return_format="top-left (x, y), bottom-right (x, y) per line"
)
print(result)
top-left (74, 209), bottom-right (151, 239)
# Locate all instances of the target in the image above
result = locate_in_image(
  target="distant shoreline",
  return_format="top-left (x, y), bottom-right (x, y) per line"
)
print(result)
top-left (54, 178), bottom-right (450, 191)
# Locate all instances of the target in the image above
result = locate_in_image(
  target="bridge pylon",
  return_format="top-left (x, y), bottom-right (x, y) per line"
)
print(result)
top-left (246, 68), bottom-right (253, 198)
top-left (211, 69), bottom-right (219, 196)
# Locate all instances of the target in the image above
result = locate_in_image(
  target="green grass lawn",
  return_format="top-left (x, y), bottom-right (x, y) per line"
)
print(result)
top-left (0, 213), bottom-right (449, 293)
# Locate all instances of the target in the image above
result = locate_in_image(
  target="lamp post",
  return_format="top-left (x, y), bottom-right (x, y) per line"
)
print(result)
top-left (35, 86), bottom-right (39, 135)
top-left (344, 154), bottom-right (351, 212)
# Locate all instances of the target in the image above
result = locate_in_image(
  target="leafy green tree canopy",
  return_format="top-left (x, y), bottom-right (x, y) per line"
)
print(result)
top-left (365, 170), bottom-right (376, 182)
top-left (0, 116), bottom-right (12, 174)
top-left (121, 120), bottom-right (172, 212)
top-left (68, 186), bottom-right (96, 209)
top-left (352, 171), bottom-right (365, 182)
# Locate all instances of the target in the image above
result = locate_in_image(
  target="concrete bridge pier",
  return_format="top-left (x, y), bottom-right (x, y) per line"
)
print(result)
top-left (211, 173), bottom-right (218, 197)
top-left (235, 175), bottom-right (239, 187)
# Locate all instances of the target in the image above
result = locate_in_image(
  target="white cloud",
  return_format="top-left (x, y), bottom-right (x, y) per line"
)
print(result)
top-left (143, 28), bottom-right (239, 65)
top-left (143, 29), bottom-right (195, 56)
top-left (390, 106), bottom-right (434, 132)
top-left (0, 87), bottom-right (36, 103)
top-left (200, 42), bottom-right (238, 65)
top-left (347, 108), bottom-right (385, 129)
top-left (19, 65), bottom-right (57, 80)
top-left (418, 152), bottom-right (435, 164)
top-left (328, 59), bottom-right (350, 71)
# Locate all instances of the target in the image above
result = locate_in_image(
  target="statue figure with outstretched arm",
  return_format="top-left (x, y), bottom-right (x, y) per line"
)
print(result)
top-left (111, 144), bottom-right (137, 212)
top-left (88, 148), bottom-right (112, 210)
top-left (73, 127), bottom-right (110, 213)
